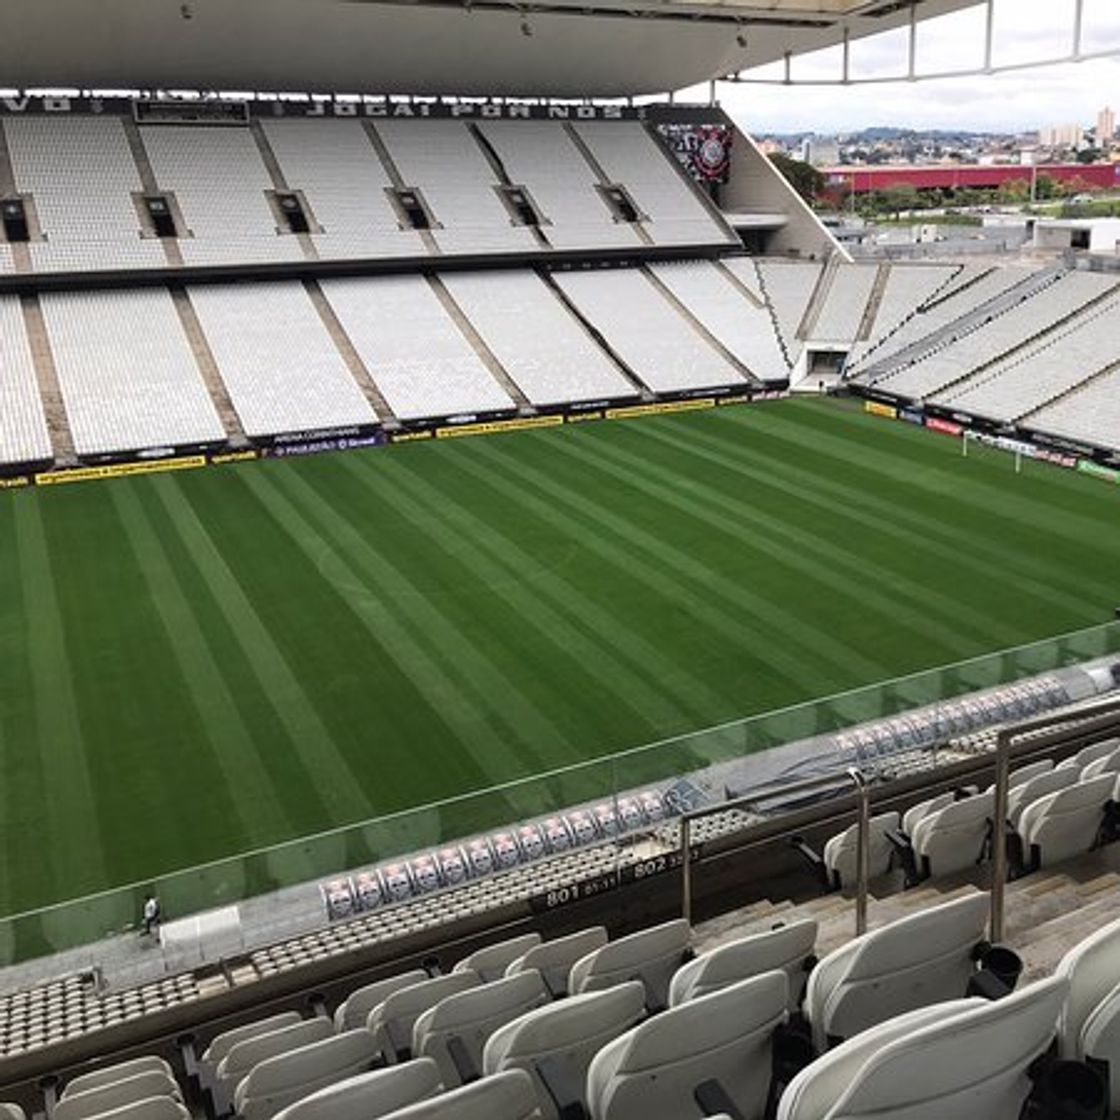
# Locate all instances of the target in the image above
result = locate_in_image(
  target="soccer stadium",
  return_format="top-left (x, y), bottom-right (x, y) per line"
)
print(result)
top-left (2, 0), bottom-right (1120, 1116)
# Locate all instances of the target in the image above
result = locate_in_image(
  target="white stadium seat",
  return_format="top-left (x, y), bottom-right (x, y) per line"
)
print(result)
top-left (0, 1106), bottom-right (23, 1120)
top-left (269, 1059), bottom-right (443, 1120)
top-left (1058, 739), bottom-right (1120, 773)
top-left (64, 1059), bottom-right (174, 1099)
top-left (334, 972), bottom-right (428, 1033)
top-left (586, 971), bottom-right (789, 1120)
top-left (377, 1069), bottom-right (543, 1120)
top-left (215, 1018), bottom-right (333, 1105)
top-left (1018, 774), bottom-right (1115, 869)
top-left (1080, 984), bottom-right (1120, 1113)
top-left (805, 891), bottom-right (990, 1050)
top-left (483, 982), bottom-right (646, 1120)
top-left (368, 971), bottom-right (482, 1064)
top-left (1004, 767), bottom-right (1079, 828)
top-left (233, 1029), bottom-right (379, 1120)
top-left (823, 813), bottom-right (900, 889)
top-left (778, 977), bottom-right (1068, 1120)
top-left (505, 926), bottom-right (608, 997)
top-left (55, 1073), bottom-right (180, 1120)
top-left (901, 792), bottom-right (954, 837)
top-left (413, 969), bottom-right (550, 1087)
top-left (910, 791), bottom-right (992, 878)
top-left (201, 1012), bottom-right (303, 1080)
top-left (568, 918), bottom-right (691, 1010)
top-left (454, 934), bottom-right (542, 984)
top-left (70, 1101), bottom-right (190, 1120)
top-left (669, 918), bottom-right (817, 1009)
top-left (1006, 759), bottom-right (1054, 787)
top-left (1080, 749), bottom-right (1120, 781)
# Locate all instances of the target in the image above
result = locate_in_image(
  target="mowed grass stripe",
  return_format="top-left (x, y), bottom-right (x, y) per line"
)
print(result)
top-left (697, 408), bottom-right (1106, 622)
top-left (367, 450), bottom-right (722, 733)
top-left (579, 418), bottom-right (1023, 653)
top-left (241, 462), bottom-right (566, 795)
top-left (624, 417), bottom-right (1051, 648)
top-left (151, 474), bottom-right (373, 823)
top-left (109, 482), bottom-right (294, 846)
top-left (461, 436), bottom-right (885, 694)
top-left (11, 496), bottom-right (108, 900)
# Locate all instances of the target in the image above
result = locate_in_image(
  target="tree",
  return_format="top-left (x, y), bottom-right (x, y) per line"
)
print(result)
top-left (770, 154), bottom-right (826, 204)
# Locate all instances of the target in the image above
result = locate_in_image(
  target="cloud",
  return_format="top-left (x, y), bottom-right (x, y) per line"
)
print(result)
top-left (709, 0), bottom-right (1120, 135)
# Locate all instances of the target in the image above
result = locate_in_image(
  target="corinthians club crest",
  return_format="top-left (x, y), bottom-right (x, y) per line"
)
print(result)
top-left (692, 125), bottom-right (731, 182)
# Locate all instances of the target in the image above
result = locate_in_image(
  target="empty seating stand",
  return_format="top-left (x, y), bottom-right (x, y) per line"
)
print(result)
top-left (377, 1069), bottom-right (543, 1120)
top-left (1017, 774), bottom-right (1116, 872)
top-left (270, 1059), bottom-right (444, 1120)
top-left (568, 919), bottom-right (692, 1011)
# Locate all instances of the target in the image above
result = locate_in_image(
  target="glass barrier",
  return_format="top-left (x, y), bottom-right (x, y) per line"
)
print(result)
top-left (2, 620), bottom-right (1118, 969)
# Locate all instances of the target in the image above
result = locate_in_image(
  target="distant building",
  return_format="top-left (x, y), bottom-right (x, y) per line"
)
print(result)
top-left (1039, 122), bottom-right (1084, 149)
top-left (1096, 106), bottom-right (1116, 148)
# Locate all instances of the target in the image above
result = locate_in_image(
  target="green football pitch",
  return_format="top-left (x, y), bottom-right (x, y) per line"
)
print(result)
top-left (1, 397), bottom-right (1118, 917)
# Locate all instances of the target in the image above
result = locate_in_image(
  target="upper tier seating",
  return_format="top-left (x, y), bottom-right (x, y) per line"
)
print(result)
top-left (846, 265), bottom-right (959, 367)
top-left (552, 269), bottom-right (748, 394)
top-left (755, 261), bottom-right (822, 357)
top-left (804, 891), bottom-right (990, 1050)
top-left (321, 276), bottom-right (514, 421)
top-left (261, 119), bottom-right (425, 260)
top-left (412, 970), bottom-right (549, 1087)
top-left (187, 282), bottom-right (378, 436)
top-left (202, 1012), bottom-right (302, 1079)
top-left (0, 295), bottom-right (52, 466)
top-left (572, 123), bottom-right (734, 247)
top-left (568, 918), bottom-right (691, 1011)
top-left (374, 121), bottom-right (536, 256)
top-left (483, 982), bottom-right (646, 1120)
top-left (41, 288), bottom-right (226, 456)
top-left (1004, 767), bottom-right (1079, 828)
top-left (215, 1018), bottom-right (333, 1109)
top-left (439, 270), bottom-right (637, 405)
top-left (907, 790), bottom-right (993, 879)
top-left (368, 971), bottom-right (481, 1065)
top-left (378, 1069), bottom-right (543, 1120)
top-left (232, 1029), bottom-right (379, 1120)
top-left (777, 977), bottom-right (1069, 1120)
top-left (269, 1059), bottom-right (443, 1120)
top-left (140, 125), bottom-right (304, 266)
top-left (4, 117), bottom-right (166, 272)
top-left (649, 261), bottom-right (789, 383)
top-left (668, 918), bottom-right (817, 1009)
top-left (586, 971), bottom-right (788, 1120)
top-left (477, 122), bottom-right (642, 251)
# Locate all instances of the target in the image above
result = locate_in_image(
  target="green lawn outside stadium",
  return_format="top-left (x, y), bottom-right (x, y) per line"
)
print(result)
top-left (1, 397), bottom-right (1118, 919)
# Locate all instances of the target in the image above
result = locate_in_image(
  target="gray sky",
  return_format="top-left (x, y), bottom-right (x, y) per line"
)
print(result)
top-left (706, 0), bottom-right (1120, 135)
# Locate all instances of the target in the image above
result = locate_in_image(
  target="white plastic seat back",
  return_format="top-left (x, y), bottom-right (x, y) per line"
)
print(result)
top-left (56, 1073), bottom-right (180, 1120)
top-left (1056, 914), bottom-right (1120, 1060)
top-left (71, 1100), bottom-right (189, 1120)
top-left (587, 971), bottom-right (788, 1120)
top-left (269, 1059), bottom-right (443, 1120)
top-left (805, 891), bottom-right (989, 1050)
top-left (1018, 774), bottom-right (1114, 868)
top-left (505, 927), bottom-right (608, 997)
top-left (1006, 768), bottom-right (1079, 828)
top-left (484, 982), bottom-right (646, 1120)
top-left (234, 1030), bottom-right (379, 1120)
top-left (780, 977), bottom-right (1067, 1120)
top-left (0, 1105), bottom-right (25, 1120)
top-left (1073, 739), bottom-right (1120, 772)
top-left (65, 1059), bottom-right (174, 1099)
top-left (568, 919), bottom-right (691, 1010)
top-left (669, 919), bottom-right (817, 1008)
top-left (334, 972), bottom-right (427, 1033)
top-left (217, 1018), bottom-right (333, 1100)
top-left (902, 793), bottom-right (953, 837)
top-left (202, 1013), bottom-right (302, 1077)
top-left (1007, 759), bottom-right (1054, 788)
top-left (1081, 749), bottom-right (1120, 781)
top-left (455, 934), bottom-right (542, 983)
top-left (377, 1069), bottom-right (542, 1120)
top-left (413, 970), bottom-right (549, 1087)
top-left (911, 793), bottom-right (992, 877)
top-left (1080, 981), bottom-right (1120, 1112)
top-left (368, 971), bottom-right (481, 1064)
top-left (824, 813), bottom-right (900, 888)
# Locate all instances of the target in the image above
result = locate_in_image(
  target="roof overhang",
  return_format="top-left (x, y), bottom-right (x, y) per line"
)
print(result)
top-left (0, 0), bottom-right (985, 98)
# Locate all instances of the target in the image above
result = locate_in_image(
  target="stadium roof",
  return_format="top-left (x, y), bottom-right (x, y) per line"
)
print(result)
top-left (0, 0), bottom-right (984, 99)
